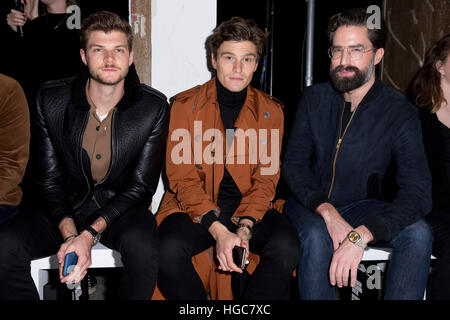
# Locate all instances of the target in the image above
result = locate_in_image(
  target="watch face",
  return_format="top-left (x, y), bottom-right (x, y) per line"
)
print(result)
top-left (348, 231), bottom-right (360, 243)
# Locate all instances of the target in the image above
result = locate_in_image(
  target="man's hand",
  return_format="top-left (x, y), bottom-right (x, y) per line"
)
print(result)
top-left (57, 216), bottom-right (107, 284)
top-left (328, 238), bottom-right (364, 288)
top-left (57, 231), bottom-right (93, 284)
top-left (316, 202), bottom-right (352, 250)
top-left (209, 221), bottom-right (243, 273)
top-left (329, 225), bottom-right (374, 287)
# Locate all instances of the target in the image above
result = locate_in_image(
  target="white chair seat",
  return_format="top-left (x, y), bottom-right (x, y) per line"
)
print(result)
top-left (30, 243), bottom-right (123, 300)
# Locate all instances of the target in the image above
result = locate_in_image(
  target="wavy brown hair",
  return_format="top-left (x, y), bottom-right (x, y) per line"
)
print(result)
top-left (327, 8), bottom-right (387, 49)
top-left (80, 11), bottom-right (133, 51)
top-left (204, 17), bottom-right (267, 74)
top-left (412, 34), bottom-right (450, 112)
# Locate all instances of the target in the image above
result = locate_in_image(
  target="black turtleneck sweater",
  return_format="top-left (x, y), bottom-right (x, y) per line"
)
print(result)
top-left (200, 79), bottom-right (256, 230)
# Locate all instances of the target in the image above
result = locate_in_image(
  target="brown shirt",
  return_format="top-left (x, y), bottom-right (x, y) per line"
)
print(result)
top-left (82, 92), bottom-right (114, 184)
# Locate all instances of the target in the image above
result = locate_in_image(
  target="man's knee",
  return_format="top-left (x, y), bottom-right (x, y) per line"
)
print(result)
top-left (394, 218), bottom-right (433, 250)
top-left (116, 211), bottom-right (159, 264)
top-left (265, 227), bottom-right (301, 270)
top-left (0, 224), bottom-right (27, 268)
top-left (283, 197), bottom-right (329, 242)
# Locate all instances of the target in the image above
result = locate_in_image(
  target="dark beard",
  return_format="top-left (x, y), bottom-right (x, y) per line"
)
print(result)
top-left (329, 64), bottom-right (371, 93)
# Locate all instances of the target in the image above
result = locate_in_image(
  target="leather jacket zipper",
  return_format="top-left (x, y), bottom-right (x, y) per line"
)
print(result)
top-left (327, 102), bottom-right (360, 199)
top-left (92, 194), bottom-right (102, 208)
top-left (74, 112), bottom-right (91, 210)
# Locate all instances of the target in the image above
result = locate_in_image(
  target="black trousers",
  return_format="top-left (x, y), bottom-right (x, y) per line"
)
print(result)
top-left (426, 209), bottom-right (450, 300)
top-left (158, 209), bottom-right (300, 300)
top-left (0, 201), bottom-right (158, 300)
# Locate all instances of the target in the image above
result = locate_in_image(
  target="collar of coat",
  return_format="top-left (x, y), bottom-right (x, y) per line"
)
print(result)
top-left (331, 77), bottom-right (385, 108)
top-left (171, 77), bottom-right (283, 122)
top-left (71, 63), bottom-right (141, 112)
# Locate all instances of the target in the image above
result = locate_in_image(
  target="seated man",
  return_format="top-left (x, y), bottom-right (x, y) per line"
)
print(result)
top-left (0, 73), bottom-right (29, 224)
top-left (282, 8), bottom-right (433, 300)
top-left (156, 17), bottom-right (300, 300)
top-left (0, 11), bottom-right (169, 300)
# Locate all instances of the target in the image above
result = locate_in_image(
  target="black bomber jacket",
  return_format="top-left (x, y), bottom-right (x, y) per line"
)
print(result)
top-left (33, 64), bottom-right (169, 230)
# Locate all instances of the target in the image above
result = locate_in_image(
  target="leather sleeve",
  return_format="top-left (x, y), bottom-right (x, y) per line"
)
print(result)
top-left (34, 87), bottom-right (75, 226)
top-left (95, 98), bottom-right (170, 228)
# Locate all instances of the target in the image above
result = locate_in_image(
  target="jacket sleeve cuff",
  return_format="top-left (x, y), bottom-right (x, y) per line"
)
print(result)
top-left (200, 210), bottom-right (220, 230)
top-left (361, 216), bottom-right (390, 243)
top-left (304, 192), bottom-right (331, 212)
top-left (51, 208), bottom-right (75, 227)
top-left (238, 216), bottom-right (257, 224)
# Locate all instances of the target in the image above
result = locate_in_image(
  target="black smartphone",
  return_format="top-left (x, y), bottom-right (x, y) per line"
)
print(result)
top-left (63, 252), bottom-right (78, 277)
top-left (232, 246), bottom-right (246, 269)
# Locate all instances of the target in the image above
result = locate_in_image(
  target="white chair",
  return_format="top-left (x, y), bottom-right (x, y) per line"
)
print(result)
top-left (362, 247), bottom-right (393, 261)
top-left (355, 247), bottom-right (436, 300)
top-left (30, 243), bottom-right (123, 300)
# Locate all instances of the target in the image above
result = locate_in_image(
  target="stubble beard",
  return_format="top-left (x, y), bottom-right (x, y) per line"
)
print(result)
top-left (89, 64), bottom-right (129, 86)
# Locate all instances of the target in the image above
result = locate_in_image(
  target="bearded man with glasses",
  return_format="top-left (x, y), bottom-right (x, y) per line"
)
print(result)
top-left (282, 8), bottom-right (433, 300)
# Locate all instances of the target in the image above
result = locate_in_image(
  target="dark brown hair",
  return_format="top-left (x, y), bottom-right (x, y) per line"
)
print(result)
top-left (80, 11), bottom-right (133, 51)
top-left (327, 8), bottom-right (387, 49)
top-left (412, 34), bottom-right (450, 112)
top-left (205, 17), bottom-right (267, 62)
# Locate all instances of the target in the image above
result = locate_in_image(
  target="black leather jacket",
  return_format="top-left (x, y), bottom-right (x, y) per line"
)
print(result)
top-left (34, 65), bottom-right (169, 229)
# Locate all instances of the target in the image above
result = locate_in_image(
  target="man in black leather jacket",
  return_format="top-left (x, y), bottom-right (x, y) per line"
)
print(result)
top-left (0, 11), bottom-right (169, 300)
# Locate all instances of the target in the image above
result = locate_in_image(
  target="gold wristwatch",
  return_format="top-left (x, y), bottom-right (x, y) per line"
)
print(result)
top-left (347, 230), bottom-right (367, 250)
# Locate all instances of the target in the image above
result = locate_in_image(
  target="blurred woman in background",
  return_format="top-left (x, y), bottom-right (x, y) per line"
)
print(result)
top-left (413, 33), bottom-right (450, 300)
top-left (5, 0), bottom-right (81, 102)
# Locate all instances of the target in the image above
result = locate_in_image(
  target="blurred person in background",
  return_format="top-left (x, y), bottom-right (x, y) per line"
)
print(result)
top-left (5, 0), bottom-right (81, 103)
top-left (413, 33), bottom-right (450, 300)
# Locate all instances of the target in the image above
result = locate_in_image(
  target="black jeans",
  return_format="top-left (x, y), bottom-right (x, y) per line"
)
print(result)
top-left (158, 209), bottom-right (300, 300)
top-left (0, 201), bottom-right (158, 300)
top-left (426, 209), bottom-right (450, 300)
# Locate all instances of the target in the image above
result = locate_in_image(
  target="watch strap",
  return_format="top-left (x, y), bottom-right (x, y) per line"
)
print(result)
top-left (354, 239), bottom-right (367, 250)
top-left (237, 223), bottom-right (253, 239)
top-left (86, 226), bottom-right (101, 245)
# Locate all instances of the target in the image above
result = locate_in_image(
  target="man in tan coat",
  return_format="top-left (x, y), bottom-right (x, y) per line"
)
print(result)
top-left (0, 73), bottom-right (29, 224)
top-left (155, 17), bottom-right (300, 300)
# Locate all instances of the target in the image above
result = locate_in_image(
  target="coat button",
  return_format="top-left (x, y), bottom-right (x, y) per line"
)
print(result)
top-left (264, 112), bottom-right (270, 119)
top-left (96, 126), bottom-right (100, 131)
top-left (96, 154), bottom-right (101, 160)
